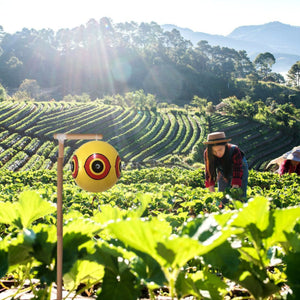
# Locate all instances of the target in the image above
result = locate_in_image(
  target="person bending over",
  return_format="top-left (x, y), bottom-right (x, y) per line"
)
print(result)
top-left (203, 132), bottom-right (248, 205)
top-left (279, 150), bottom-right (300, 175)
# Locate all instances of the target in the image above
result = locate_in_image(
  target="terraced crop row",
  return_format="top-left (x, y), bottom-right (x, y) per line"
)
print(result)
top-left (0, 101), bottom-right (205, 170)
top-left (0, 101), bottom-right (298, 171)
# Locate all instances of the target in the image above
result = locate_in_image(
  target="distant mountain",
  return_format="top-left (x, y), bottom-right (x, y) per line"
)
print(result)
top-left (228, 22), bottom-right (300, 55)
top-left (162, 21), bottom-right (300, 74)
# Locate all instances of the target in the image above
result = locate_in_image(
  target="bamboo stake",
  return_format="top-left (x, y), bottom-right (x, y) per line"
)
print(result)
top-left (56, 138), bottom-right (64, 300)
top-left (54, 133), bottom-right (103, 300)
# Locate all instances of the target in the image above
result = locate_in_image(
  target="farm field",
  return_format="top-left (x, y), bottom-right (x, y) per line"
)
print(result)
top-left (0, 100), bottom-right (300, 299)
top-left (0, 100), bottom-right (299, 171)
top-left (1, 13), bottom-right (300, 300)
top-left (0, 168), bottom-right (299, 299)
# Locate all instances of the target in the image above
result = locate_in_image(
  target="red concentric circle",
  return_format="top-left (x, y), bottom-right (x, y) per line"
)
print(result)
top-left (71, 155), bottom-right (79, 178)
top-left (115, 155), bottom-right (121, 178)
top-left (84, 153), bottom-right (111, 180)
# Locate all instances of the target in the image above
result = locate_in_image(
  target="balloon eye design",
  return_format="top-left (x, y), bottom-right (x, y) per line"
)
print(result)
top-left (71, 140), bottom-right (121, 193)
top-left (71, 155), bottom-right (79, 178)
top-left (115, 155), bottom-right (121, 178)
top-left (84, 153), bottom-right (111, 180)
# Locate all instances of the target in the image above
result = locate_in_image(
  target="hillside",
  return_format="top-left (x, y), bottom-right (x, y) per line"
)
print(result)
top-left (162, 21), bottom-right (300, 74)
top-left (1, 19), bottom-right (300, 105)
top-left (0, 100), bottom-right (299, 171)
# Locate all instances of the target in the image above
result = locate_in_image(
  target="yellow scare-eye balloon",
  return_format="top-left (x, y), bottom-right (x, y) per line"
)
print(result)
top-left (71, 141), bottom-right (121, 192)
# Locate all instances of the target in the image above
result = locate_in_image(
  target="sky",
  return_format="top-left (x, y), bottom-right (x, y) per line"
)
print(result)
top-left (0, 0), bottom-right (299, 36)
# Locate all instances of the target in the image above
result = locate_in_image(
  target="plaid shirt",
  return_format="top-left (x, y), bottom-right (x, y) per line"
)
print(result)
top-left (205, 144), bottom-right (244, 188)
top-left (279, 160), bottom-right (300, 175)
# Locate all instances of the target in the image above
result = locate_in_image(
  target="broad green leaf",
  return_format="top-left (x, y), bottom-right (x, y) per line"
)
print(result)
top-left (108, 217), bottom-right (235, 275)
top-left (230, 196), bottom-right (270, 231)
top-left (23, 228), bottom-right (36, 246)
top-left (284, 231), bottom-right (300, 252)
top-left (19, 191), bottom-right (56, 228)
top-left (265, 206), bottom-right (300, 249)
top-left (239, 246), bottom-right (261, 264)
top-left (127, 193), bottom-right (151, 219)
top-left (108, 218), bottom-right (172, 257)
top-left (97, 266), bottom-right (139, 300)
top-left (237, 264), bottom-right (280, 299)
top-left (176, 269), bottom-right (227, 300)
top-left (213, 210), bottom-right (236, 227)
top-left (93, 240), bottom-right (127, 273)
top-left (64, 259), bottom-right (105, 292)
top-left (285, 252), bottom-right (300, 299)
top-left (0, 201), bottom-right (18, 225)
top-left (92, 194), bottom-right (151, 225)
top-left (203, 241), bottom-right (280, 299)
top-left (0, 191), bottom-right (56, 229)
top-left (161, 233), bottom-right (232, 271)
top-left (62, 232), bottom-right (91, 274)
top-left (182, 213), bottom-right (243, 246)
top-left (32, 224), bottom-right (57, 264)
top-left (92, 204), bottom-right (126, 224)
top-left (131, 252), bottom-right (166, 288)
top-left (203, 241), bottom-right (241, 278)
top-left (64, 217), bottom-right (102, 237)
top-left (6, 233), bottom-right (34, 271)
top-left (0, 249), bottom-right (8, 278)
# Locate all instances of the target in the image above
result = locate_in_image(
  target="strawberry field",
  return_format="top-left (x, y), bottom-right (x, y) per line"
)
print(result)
top-left (0, 167), bottom-right (299, 299)
top-left (0, 99), bottom-right (299, 299)
top-left (0, 100), bottom-right (299, 171)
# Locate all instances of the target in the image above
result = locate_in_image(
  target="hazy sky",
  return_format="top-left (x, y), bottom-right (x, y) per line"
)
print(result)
top-left (0, 0), bottom-right (299, 36)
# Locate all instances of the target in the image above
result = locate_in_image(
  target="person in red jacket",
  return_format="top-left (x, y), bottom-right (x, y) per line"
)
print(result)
top-left (203, 132), bottom-right (248, 204)
top-left (278, 150), bottom-right (300, 175)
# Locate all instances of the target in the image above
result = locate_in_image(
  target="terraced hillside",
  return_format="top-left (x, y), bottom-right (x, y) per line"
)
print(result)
top-left (0, 101), bottom-right (298, 171)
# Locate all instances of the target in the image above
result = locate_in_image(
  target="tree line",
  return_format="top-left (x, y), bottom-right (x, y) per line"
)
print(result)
top-left (0, 18), bottom-right (299, 105)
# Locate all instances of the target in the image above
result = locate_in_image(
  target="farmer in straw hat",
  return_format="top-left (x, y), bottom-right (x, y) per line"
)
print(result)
top-left (203, 132), bottom-right (248, 207)
top-left (266, 146), bottom-right (300, 175)
top-left (278, 148), bottom-right (300, 175)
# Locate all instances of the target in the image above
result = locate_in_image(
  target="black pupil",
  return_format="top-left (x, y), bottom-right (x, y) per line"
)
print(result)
top-left (92, 160), bottom-right (104, 173)
top-left (70, 161), bottom-right (74, 172)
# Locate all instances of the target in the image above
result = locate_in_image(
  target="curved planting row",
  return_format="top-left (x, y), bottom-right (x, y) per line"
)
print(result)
top-left (108, 110), bottom-right (151, 149)
top-left (30, 103), bottom-right (110, 137)
top-left (0, 101), bottom-right (206, 170)
top-left (144, 113), bottom-right (180, 161)
top-left (130, 113), bottom-right (172, 161)
top-left (0, 102), bottom-right (27, 123)
top-left (123, 113), bottom-right (164, 160)
top-left (10, 102), bottom-right (58, 132)
top-left (1, 100), bottom-right (297, 171)
top-left (179, 114), bottom-right (203, 154)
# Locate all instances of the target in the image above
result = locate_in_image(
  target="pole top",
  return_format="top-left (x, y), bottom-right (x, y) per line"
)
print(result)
top-left (53, 133), bottom-right (103, 141)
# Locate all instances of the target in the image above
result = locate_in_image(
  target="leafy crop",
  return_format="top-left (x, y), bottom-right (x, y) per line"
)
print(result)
top-left (0, 100), bottom-right (299, 172)
top-left (0, 168), bottom-right (299, 299)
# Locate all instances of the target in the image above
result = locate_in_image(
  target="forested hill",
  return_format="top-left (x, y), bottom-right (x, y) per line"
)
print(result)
top-left (163, 21), bottom-right (300, 74)
top-left (0, 18), bottom-right (300, 106)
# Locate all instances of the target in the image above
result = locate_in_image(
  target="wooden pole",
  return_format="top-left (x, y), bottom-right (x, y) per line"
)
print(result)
top-left (56, 138), bottom-right (64, 300)
top-left (54, 133), bottom-right (103, 300)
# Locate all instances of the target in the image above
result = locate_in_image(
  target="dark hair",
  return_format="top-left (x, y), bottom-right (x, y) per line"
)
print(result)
top-left (207, 143), bottom-right (232, 181)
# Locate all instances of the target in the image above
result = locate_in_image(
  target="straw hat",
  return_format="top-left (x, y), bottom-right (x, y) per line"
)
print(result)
top-left (204, 132), bottom-right (231, 145)
top-left (266, 146), bottom-right (300, 168)
top-left (286, 150), bottom-right (300, 162)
